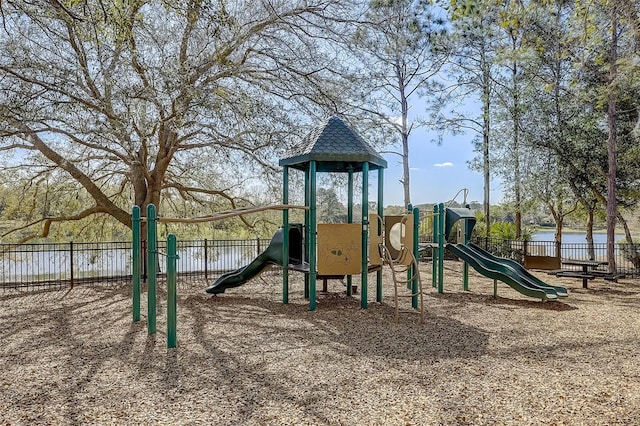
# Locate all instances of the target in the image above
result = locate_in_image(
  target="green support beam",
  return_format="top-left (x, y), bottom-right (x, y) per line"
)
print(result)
top-left (167, 234), bottom-right (178, 348)
top-left (432, 204), bottom-right (438, 288)
top-left (147, 204), bottom-right (157, 334)
top-left (282, 166), bottom-right (289, 304)
top-left (132, 206), bottom-right (141, 323)
top-left (376, 168), bottom-right (384, 302)
top-left (361, 162), bottom-right (369, 309)
top-left (309, 161), bottom-right (317, 311)
top-left (438, 203), bottom-right (445, 294)
top-left (347, 166), bottom-right (354, 297)
top-left (412, 206), bottom-right (419, 309)
top-left (304, 168), bottom-right (310, 300)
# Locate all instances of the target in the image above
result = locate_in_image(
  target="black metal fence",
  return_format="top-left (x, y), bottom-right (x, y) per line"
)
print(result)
top-left (470, 236), bottom-right (640, 277)
top-left (0, 238), bottom-right (272, 292)
top-left (2, 236), bottom-right (638, 292)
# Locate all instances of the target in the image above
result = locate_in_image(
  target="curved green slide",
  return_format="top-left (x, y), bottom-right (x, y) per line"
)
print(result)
top-left (205, 229), bottom-right (285, 294)
top-left (446, 243), bottom-right (563, 301)
top-left (467, 243), bottom-right (567, 297)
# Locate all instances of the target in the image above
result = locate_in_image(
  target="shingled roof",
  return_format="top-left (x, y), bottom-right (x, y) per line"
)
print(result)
top-left (279, 116), bottom-right (387, 173)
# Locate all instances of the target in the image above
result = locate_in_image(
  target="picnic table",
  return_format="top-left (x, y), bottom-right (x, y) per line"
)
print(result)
top-left (559, 259), bottom-right (609, 288)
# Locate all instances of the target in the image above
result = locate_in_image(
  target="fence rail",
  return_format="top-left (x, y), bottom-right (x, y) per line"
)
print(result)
top-left (1, 238), bottom-right (272, 291)
top-left (2, 236), bottom-right (638, 292)
top-left (469, 236), bottom-right (640, 277)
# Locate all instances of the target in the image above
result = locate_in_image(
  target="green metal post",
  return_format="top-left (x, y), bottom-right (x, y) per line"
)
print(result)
top-left (407, 204), bottom-right (413, 291)
top-left (361, 162), bottom-right (369, 309)
top-left (463, 218), bottom-right (469, 291)
top-left (309, 161), bottom-right (317, 311)
top-left (132, 206), bottom-right (141, 322)
top-left (438, 203), bottom-right (445, 294)
top-left (282, 166), bottom-right (289, 304)
top-left (432, 204), bottom-right (438, 288)
top-left (412, 206), bottom-right (419, 309)
top-left (304, 168), bottom-right (310, 300)
top-left (376, 168), bottom-right (384, 302)
top-left (167, 234), bottom-right (178, 348)
top-left (347, 167), bottom-right (354, 297)
top-left (147, 204), bottom-right (157, 334)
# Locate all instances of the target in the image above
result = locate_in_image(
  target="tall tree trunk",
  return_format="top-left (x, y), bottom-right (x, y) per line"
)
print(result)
top-left (397, 63), bottom-right (411, 208)
top-left (586, 206), bottom-right (595, 260)
top-left (606, 3), bottom-right (618, 273)
top-left (549, 202), bottom-right (563, 243)
top-left (481, 49), bottom-right (491, 237)
top-left (616, 211), bottom-right (640, 271)
top-left (401, 108), bottom-right (411, 209)
top-left (512, 42), bottom-right (522, 239)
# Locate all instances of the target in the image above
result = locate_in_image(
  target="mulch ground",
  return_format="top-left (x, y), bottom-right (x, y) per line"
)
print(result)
top-left (1, 261), bottom-right (639, 425)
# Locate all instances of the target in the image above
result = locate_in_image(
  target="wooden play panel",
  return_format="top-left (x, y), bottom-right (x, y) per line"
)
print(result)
top-left (317, 223), bottom-right (362, 275)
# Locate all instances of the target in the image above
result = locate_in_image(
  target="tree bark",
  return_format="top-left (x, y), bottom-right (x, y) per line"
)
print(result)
top-left (481, 49), bottom-right (491, 237)
top-left (606, 3), bottom-right (618, 273)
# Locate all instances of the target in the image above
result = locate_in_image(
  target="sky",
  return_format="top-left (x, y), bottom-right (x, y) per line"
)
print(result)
top-left (376, 123), bottom-right (505, 208)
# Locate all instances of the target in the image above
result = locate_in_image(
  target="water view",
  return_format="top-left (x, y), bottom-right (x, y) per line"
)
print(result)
top-left (533, 231), bottom-right (626, 243)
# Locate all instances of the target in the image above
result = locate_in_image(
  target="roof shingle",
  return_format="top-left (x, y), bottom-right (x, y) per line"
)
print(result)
top-left (279, 116), bottom-right (387, 172)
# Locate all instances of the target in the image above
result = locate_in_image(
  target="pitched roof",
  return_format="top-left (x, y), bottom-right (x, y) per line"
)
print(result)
top-left (279, 116), bottom-right (387, 172)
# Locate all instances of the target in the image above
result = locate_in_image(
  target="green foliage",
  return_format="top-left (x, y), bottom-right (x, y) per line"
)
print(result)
top-left (473, 211), bottom-right (533, 240)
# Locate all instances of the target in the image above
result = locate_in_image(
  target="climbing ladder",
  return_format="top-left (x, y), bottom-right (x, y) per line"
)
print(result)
top-left (378, 242), bottom-right (424, 324)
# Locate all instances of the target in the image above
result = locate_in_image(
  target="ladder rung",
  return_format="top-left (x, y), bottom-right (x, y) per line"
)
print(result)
top-left (397, 309), bottom-right (422, 314)
top-left (395, 277), bottom-right (418, 285)
top-left (396, 293), bottom-right (422, 298)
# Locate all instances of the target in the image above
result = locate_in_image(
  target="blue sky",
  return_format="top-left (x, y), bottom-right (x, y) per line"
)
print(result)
top-left (378, 126), bottom-right (504, 208)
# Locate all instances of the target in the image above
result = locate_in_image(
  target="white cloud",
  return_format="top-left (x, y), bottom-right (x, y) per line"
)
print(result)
top-left (434, 162), bottom-right (454, 167)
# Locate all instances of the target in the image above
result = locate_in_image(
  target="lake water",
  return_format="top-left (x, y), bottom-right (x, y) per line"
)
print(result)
top-left (533, 231), bottom-right (625, 243)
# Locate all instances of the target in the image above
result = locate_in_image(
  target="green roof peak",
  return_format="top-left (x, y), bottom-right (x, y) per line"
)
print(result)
top-left (279, 116), bottom-right (387, 172)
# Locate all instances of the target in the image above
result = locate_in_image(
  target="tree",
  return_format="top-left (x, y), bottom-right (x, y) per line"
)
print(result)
top-left (0, 0), bottom-right (355, 242)
top-left (536, 0), bottom-right (640, 269)
top-left (438, 0), bottom-right (502, 237)
top-left (317, 187), bottom-right (347, 223)
top-left (350, 0), bottom-right (448, 208)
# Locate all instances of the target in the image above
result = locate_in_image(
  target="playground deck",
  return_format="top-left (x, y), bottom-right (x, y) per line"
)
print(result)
top-left (1, 262), bottom-right (639, 425)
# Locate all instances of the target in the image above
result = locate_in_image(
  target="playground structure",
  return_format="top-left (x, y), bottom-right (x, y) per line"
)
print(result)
top-left (278, 115), bottom-right (387, 311)
top-left (132, 117), bottom-right (567, 343)
top-left (430, 202), bottom-right (568, 301)
top-left (206, 116), bottom-right (425, 317)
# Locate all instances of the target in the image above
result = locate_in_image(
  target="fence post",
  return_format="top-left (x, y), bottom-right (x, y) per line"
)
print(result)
top-left (167, 234), bottom-right (178, 348)
top-left (204, 238), bottom-right (208, 281)
top-left (147, 204), bottom-right (157, 335)
top-left (523, 239), bottom-right (529, 258)
top-left (69, 241), bottom-right (74, 289)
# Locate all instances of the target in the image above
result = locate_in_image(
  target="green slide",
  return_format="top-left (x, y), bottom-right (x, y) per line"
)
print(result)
top-left (467, 243), bottom-right (567, 297)
top-left (205, 229), bottom-right (285, 294)
top-left (446, 243), bottom-right (562, 301)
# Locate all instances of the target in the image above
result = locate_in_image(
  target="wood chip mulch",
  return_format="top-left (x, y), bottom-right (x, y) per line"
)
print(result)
top-left (1, 261), bottom-right (639, 425)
